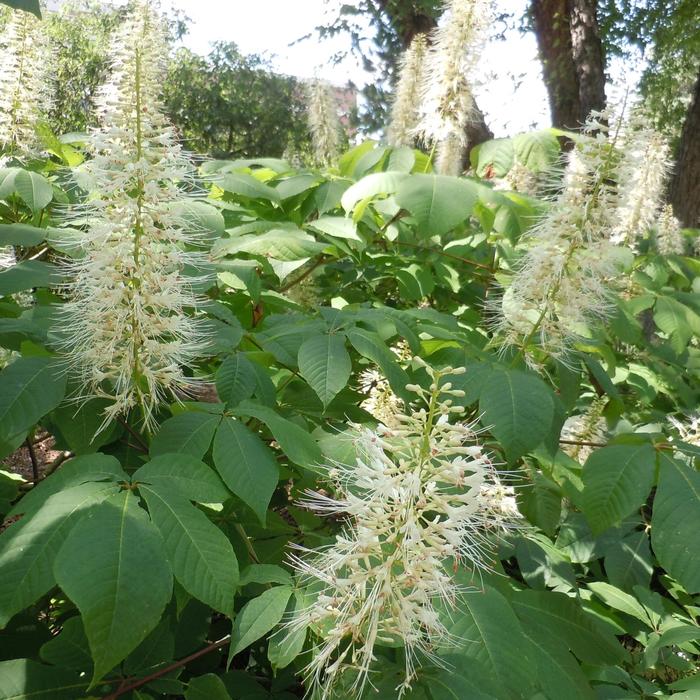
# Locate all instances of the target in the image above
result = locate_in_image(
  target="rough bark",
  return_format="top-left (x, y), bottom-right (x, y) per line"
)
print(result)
top-left (670, 66), bottom-right (700, 228)
top-left (531, 0), bottom-right (581, 129)
top-left (569, 0), bottom-right (606, 123)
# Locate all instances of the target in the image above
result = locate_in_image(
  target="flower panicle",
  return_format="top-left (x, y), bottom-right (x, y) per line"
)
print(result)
top-left (59, 0), bottom-right (208, 430)
top-left (288, 362), bottom-right (519, 699)
top-left (655, 204), bottom-right (685, 256)
top-left (611, 111), bottom-right (672, 247)
top-left (490, 111), bottom-right (628, 367)
top-left (416, 0), bottom-right (490, 171)
top-left (307, 78), bottom-right (342, 167)
top-left (0, 5), bottom-right (54, 155)
top-left (561, 395), bottom-right (608, 463)
top-left (387, 33), bottom-right (428, 148)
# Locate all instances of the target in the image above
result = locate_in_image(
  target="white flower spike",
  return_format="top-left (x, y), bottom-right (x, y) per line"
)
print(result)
top-left (288, 363), bottom-right (518, 698)
top-left (59, 0), bottom-right (207, 430)
top-left (307, 78), bottom-right (342, 167)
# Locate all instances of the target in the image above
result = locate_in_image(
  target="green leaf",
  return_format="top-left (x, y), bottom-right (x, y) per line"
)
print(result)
top-left (212, 417), bottom-right (279, 525)
top-left (141, 485), bottom-right (238, 615)
top-left (9, 453), bottom-right (126, 518)
top-left (0, 481), bottom-right (119, 628)
top-left (0, 223), bottom-right (46, 246)
top-left (395, 175), bottom-right (480, 236)
top-left (478, 368), bottom-right (555, 462)
top-left (186, 674), bottom-right (233, 700)
top-left (0, 0), bottom-right (41, 17)
top-left (308, 215), bottom-right (360, 241)
top-left (510, 590), bottom-right (626, 665)
top-left (517, 472), bottom-right (562, 536)
top-left (54, 490), bottom-right (173, 684)
top-left (587, 582), bottom-right (651, 625)
top-left (603, 530), bottom-right (654, 592)
top-left (581, 443), bottom-right (656, 534)
top-left (49, 398), bottom-right (119, 455)
top-left (267, 590), bottom-right (307, 670)
top-left (345, 327), bottom-right (411, 402)
top-left (472, 138), bottom-right (514, 177)
top-left (422, 661), bottom-right (500, 700)
top-left (446, 585), bottom-right (536, 698)
top-left (340, 171), bottom-right (408, 212)
top-left (0, 357), bottom-right (67, 442)
top-left (133, 454), bottom-right (230, 504)
top-left (0, 261), bottom-right (62, 296)
top-left (150, 411), bottom-right (222, 459)
top-left (0, 660), bottom-right (88, 700)
top-left (0, 169), bottom-right (53, 213)
top-left (520, 627), bottom-right (596, 700)
top-left (234, 401), bottom-right (323, 470)
top-left (228, 586), bottom-right (292, 662)
top-left (220, 173), bottom-right (281, 203)
top-left (216, 229), bottom-right (326, 261)
top-left (215, 353), bottom-right (257, 407)
top-left (40, 616), bottom-right (92, 673)
top-left (298, 334), bottom-right (351, 408)
top-left (239, 564), bottom-right (293, 587)
top-left (652, 453), bottom-right (700, 594)
top-left (515, 535), bottom-right (576, 590)
top-left (653, 295), bottom-right (699, 353)
top-left (512, 130), bottom-right (560, 172)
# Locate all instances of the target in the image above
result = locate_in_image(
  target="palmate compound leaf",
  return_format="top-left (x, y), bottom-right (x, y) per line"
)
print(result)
top-left (53, 490), bottom-right (173, 685)
top-left (140, 485), bottom-right (238, 616)
top-left (212, 417), bottom-right (279, 525)
top-left (298, 333), bottom-right (351, 408)
top-left (581, 443), bottom-right (657, 534)
top-left (652, 452), bottom-right (700, 594)
top-left (0, 481), bottom-right (119, 628)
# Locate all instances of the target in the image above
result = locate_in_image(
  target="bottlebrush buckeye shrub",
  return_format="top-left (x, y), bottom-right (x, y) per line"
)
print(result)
top-left (0, 9), bottom-right (699, 700)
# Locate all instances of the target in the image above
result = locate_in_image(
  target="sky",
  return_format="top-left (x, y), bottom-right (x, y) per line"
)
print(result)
top-left (166, 0), bottom-right (552, 136)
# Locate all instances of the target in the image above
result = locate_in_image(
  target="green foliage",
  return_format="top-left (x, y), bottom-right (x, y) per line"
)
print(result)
top-left (0, 126), bottom-right (698, 700)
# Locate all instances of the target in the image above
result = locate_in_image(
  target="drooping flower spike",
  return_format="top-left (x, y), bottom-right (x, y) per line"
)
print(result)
top-left (307, 78), bottom-right (342, 167)
top-left (59, 0), bottom-right (207, 430)
top-left (288, 360), bottom-right (519, 698)
top-left (0, 4), bottom-right (53, 156)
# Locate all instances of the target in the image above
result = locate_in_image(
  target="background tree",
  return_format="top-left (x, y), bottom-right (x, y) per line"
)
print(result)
top-left (163, 43), bottom-right (312, 159)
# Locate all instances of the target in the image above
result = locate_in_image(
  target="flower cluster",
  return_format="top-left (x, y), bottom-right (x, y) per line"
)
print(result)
top-left (491, 113), bottom-right (629, 366)
top-left (59, 1), bottom-right (206, 429)
top-left (0, 5), bottom-right (53, 155)
top-left (611, 116), bottom-right (672, 248)
top-left (387, 34), bottom-right (428, 148)
top-left (307, 79), bottom-right (341, 167)
top-left (655, 204), bottom-right (685, 256)
top-left (417, 0), bottom-right (490, 174)
top-left (561, 396), bottom-right (608, 463)
top-left (669, 414), bottom-right (700, 448)
top-left (288, 361), bottom-right (518, 698)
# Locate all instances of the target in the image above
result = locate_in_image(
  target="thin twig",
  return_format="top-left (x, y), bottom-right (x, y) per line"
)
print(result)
top-left (280, 255), bottom-right (328, 293)
top-left (559, 438), bottom-right (607, 448)
top-left (234, 522), bottom-right (261, 564)
top-left (18, 452), bottom-right (73, 492)
top-left (116, 416), bottom-right (149, 452)
top-left (394, 240), bottom-right (492, 272)
top-left (100, 636), bottom-right (231, 699)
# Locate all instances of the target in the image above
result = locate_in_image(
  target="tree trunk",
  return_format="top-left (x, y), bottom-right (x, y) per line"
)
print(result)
top-left (531, 0), bottom-right (581, 129)
top-left (670, 66), bottom-right (700, 228)
top-left (569, 0), bottom-right (606, 123)
top-left (530, 0), bottom-right (606, 129)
